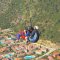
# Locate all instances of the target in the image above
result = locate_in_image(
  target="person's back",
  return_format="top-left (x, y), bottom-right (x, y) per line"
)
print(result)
top-left (27, 29), bottom-right (40, 43)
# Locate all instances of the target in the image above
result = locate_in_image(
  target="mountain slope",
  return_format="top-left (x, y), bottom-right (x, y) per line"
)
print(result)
top-left (0, 0), bottom-right (60, 42)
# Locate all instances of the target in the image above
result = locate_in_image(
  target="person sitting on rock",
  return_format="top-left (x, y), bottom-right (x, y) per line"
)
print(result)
top-left (16, 26), bottom-right (34, 42)
top-left (27, 26), bottom-right (40, 43)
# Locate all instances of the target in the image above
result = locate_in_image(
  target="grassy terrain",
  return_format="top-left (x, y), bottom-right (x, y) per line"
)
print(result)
top-left (0, 0), bottom-right (60, 43)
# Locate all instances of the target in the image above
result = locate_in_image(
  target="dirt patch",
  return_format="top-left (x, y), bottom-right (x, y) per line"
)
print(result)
top-left (37, 39), bottom-right (60, 49)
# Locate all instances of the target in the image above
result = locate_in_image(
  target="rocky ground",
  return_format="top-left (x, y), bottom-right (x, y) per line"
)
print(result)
top-left (37, 39), bottom-right (60, 49)
top-left (0, 30), bottom-right (60, 60)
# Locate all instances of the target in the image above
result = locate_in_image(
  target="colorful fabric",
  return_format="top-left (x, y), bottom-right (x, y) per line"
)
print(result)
top-left (25, 31), bottom-right (30, 36)
top-left (16, 34), bottom-right (21, 40)
top-left (17, 30), bottom-right (31, 40)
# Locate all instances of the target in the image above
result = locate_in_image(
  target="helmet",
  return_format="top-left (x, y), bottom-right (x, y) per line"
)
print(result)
top-left (34, 26), bottom-right (39, 29)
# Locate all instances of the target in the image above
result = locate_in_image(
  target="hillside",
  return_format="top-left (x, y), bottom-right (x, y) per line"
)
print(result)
top-left (0, 0), bottom-right (60, 42)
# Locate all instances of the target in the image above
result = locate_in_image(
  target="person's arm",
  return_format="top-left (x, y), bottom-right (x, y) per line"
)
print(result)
top-left (30, 30), bottom-right (35, 37)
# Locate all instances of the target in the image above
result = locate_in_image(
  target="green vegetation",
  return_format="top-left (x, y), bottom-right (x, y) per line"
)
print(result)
top-left (0, 0), bottom-right (60, 42)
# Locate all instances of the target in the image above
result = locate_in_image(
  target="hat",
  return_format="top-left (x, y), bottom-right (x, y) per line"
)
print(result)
top-left (34, 26), bottom-right (39, 29)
